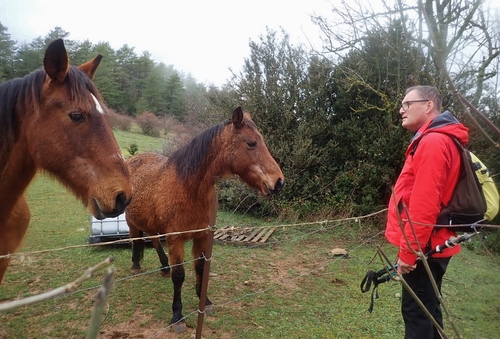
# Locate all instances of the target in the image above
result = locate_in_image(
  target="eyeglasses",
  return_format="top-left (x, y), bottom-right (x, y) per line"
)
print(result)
top-left (401, 99), bottom-right (429, 111)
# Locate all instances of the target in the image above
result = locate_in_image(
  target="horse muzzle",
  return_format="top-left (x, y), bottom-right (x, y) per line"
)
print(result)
top-left (264, 178), bottom-right (284, 195)
top-left (91, 192), bottom-right (131, 219)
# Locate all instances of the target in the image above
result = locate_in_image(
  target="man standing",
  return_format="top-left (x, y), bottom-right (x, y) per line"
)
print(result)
top-left (386, 86), bottom-right (469, 338)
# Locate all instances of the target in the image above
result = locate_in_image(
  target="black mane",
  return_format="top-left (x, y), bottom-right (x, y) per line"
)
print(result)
top-left (167, 120), bottom-right (231, 181)
top-left (0, 70), bottom-right (44, 165)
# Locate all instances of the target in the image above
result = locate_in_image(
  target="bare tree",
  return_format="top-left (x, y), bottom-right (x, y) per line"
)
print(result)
top-left (417, 0), bottom-right (500, 106)
top-left (313, 0), bottom-right (500, 106)
top-left (311, 0), bottom-right (500, 148)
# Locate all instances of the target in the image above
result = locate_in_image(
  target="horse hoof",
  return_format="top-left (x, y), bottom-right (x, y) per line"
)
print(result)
top-left (131, 268), bottom-right (143, 275)
top-left (205, 304), bottom-right (215, 316)
top-left (170, 322), bottom-right (186, 333)
top-left (160, 268), bottom-right (171, 277)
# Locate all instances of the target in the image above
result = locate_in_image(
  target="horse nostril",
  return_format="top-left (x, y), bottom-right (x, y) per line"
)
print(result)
top-left (115, 192), bottom-right (129, 213)
top-left (274, 178), bottom-right (284, 193)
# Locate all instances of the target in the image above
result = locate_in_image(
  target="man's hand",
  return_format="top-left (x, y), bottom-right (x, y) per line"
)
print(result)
top-left (397, 258), bottom-right (416, 274)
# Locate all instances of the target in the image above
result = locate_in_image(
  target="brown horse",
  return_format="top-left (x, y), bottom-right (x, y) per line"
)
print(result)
top-left (0, 39), bottom-right (132, 284)
top-left (126, 107), bottom-right (284, 330)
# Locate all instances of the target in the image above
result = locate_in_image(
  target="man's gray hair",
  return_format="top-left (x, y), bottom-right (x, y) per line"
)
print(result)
top-left (406, 86), bottom-right (442, 112)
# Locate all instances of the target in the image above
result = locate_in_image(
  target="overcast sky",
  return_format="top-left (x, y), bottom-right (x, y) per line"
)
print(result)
top-left (0, 0), bottom-right (333, 86)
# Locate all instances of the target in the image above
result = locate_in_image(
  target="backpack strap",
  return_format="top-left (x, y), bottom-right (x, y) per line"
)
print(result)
top-left (409, 131), bottom-right (462, 224)
top-left (411, 131), bottom-right (487, 229)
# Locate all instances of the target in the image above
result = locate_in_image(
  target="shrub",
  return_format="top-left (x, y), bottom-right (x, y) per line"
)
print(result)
top-left (217, 178), bottom-right (283, 219)
top-left (107, 109), bottom-right (133, 131)
top-left (127, 143), bottom-right (139, 156)
top-left (136, 112), bottom-right (161, 137)
top-left (161, 116), bottom-right (202, 156)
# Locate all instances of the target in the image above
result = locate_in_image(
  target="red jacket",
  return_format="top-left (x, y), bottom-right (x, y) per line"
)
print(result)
top-left (386, 111), bottom-right (469, 264)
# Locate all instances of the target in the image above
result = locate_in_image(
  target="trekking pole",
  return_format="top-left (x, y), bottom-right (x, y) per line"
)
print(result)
top-left (360, 264), bottom-right (398, 313)
top-left (360, 265), bottom-right (397, 293)
top-left (422, 231), bottom-right (479, 259)
top-left (361, 229), bottom-right (480, 312)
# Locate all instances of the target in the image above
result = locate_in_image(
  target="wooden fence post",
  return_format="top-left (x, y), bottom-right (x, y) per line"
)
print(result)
top-left (86, 267), bottom-right (115, 339)
top-left (195, 189), bottom-right (218, 339)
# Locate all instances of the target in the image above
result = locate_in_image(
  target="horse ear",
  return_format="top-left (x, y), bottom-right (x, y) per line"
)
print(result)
top-left (231, 107), bottom-right (244, 128)
top-left (43, 38), bottom-right (69, 83)
top-left (79, 54), bottom-right (103, 79)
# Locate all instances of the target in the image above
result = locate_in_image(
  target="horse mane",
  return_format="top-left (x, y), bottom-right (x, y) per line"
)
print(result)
top-left (0, 66), bottom-right (101, 166)
top-left (65, 66), bottom-right (101, 102)
top-left (167, 120), bottom-right (231, 181)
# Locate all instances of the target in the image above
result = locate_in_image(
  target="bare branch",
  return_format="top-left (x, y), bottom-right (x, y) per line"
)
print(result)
top-left (0, 256), bottom-right (114, 312)
top-left (86, 267), bottom-right (116, 339)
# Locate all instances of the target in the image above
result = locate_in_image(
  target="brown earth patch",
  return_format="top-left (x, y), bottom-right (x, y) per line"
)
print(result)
top-left (98, 310), bottom-right (234, 339)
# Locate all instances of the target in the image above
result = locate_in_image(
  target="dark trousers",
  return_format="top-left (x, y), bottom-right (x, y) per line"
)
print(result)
top-left (401, 257), bottom-right (451, 339)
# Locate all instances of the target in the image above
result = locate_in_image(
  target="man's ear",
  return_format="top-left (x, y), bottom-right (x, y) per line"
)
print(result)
top-left (426, 100), bottom-right (434, 113)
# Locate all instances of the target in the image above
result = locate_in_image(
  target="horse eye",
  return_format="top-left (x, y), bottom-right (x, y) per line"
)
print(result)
top-left (68, 113), bottom-right (85, 123)
top-left (246, 141), bottom-right (257, 149)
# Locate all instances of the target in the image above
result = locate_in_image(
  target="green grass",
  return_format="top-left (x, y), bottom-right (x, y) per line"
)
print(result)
top-left (1, 130), bottom-right (499, 338)
top-left (112, 128), bottom-right (165, 157)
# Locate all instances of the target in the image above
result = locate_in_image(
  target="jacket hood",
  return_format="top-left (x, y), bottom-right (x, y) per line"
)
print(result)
top-left (412, 110), bottom-right (469, 145)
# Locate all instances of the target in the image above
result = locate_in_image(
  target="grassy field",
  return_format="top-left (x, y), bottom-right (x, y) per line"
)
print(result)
top-left (0, 129), bottom-right (499, 339)
top-left (112, 128), bottom-right (165, 157)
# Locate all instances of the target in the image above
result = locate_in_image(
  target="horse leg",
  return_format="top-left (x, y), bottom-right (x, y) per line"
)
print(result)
top-left (167, 240), bottom-right (186, 331)
top-left (0, 197), bottom-right (30, 284)
top-left (192, 235), bottom-right (213, 312)
top-left (129, 225), bottom-right (144, 274)
top-left (151, 238), bottom-right (170, 276)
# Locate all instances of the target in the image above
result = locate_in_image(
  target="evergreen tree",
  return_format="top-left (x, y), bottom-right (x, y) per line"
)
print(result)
top-left (13, 37), bottom-right (45, 77)
top-left (164, 72), bottom-right (186, 120)
top-left (230, 29), bottom-right (322, 217)
top-left (321, 20), bottom-right (429, 214)
top-left (92, 42), bottom-right (121, 109)
top-left (130, 52), bottom-right (156, 115)
top-left (68, 39), bottom-right (95, 66)
top-left (115, 44), bottom-right (140, 113)
top-left (229, 22), bottom-right (432, 218)
top-left (42, 26), bottom-right (70, 45)
top-left (0, 22), bottom-right (16, 82)
top-left (135, 71), bottom-right (164, 114)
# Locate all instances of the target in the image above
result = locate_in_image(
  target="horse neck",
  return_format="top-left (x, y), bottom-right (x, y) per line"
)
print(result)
top-left (192, 154), bottom-right (226, 191)
top-left (0, 142), bottom-right (37, 218)
top-left (182, 139), bottom-right (230, 198)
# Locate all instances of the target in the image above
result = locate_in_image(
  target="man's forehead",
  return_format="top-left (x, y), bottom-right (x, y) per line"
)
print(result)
top-left (403, 89), bottom-right (419, 99)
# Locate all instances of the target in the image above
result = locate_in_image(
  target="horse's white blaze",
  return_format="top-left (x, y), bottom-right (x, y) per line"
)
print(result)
top-left (91, 93), bottom-right (104, 114)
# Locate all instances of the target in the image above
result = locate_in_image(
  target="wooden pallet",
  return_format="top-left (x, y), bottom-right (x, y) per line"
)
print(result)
top-left (213, 226), bottom-right (276, 246)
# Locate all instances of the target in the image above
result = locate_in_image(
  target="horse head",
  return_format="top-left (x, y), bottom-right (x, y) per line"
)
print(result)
top-left (226, 107), bottom-right (284, 196)
top-left (25, 39), bottom-right (132, 218)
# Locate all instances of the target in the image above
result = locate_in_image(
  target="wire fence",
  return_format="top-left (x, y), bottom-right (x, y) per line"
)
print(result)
top-left (0, 207), bottom-right (497, 338)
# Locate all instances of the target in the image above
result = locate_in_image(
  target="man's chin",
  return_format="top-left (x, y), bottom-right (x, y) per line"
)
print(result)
top-left (401, 120), bottom-right (413, 130)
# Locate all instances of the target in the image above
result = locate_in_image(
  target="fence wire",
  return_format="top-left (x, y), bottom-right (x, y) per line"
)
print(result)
top-left (0, 207), bottom-right (494, 338)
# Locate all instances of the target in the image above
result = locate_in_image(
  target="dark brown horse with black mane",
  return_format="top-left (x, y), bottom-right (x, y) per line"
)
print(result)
top-left (125, 107), bottom-right (284, 331)
top-left (0, 39), bottom-right (132, 284)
